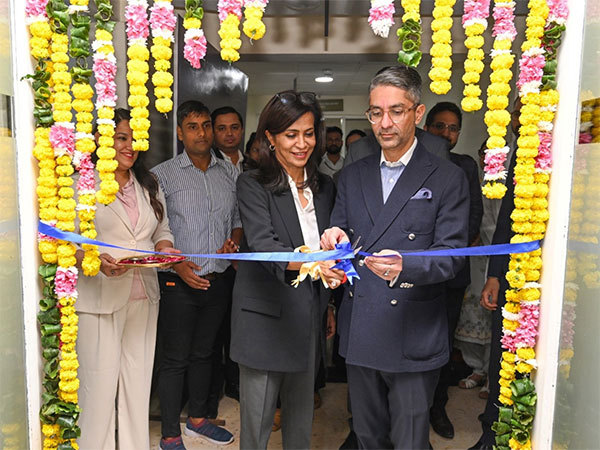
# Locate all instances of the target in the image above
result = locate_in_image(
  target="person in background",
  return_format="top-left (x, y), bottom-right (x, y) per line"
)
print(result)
top-left (468, 99), bottom-right (522, 450)
top-left (212, 106), bottom-right (245, 172)
top-left (76, 108), bottom-right (178, 449)
top-left (318, 126), bottom-right (345, 178)
top-left (344, 129), bottom-right (366, 149)
top-left (244, 131), bottom-right (260, 170)
top-left (152, 100), bottom-right (241, 450)
top-left (321, 65), bottom-right (469, 450)
top-left (231, 90), bottom-right (340, 449)
top-left (424, 101), bottom-right (484, 440)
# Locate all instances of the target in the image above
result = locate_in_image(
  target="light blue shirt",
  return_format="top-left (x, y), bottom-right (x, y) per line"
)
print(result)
top-left (380, 137), bottom-right (418, 203)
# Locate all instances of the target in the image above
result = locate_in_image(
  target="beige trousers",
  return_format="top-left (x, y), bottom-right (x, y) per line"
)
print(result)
top-left (77, 300), bottom-right (158, 450)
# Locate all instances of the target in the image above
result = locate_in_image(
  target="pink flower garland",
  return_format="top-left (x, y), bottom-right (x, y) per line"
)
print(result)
top-left (76, 153), bottom-right (96, 192)
top-left (125, 0), bottom-right (150, 42)
top-left (93, 57), bottom-right (117, 105)
top-left (49, 123), bottom-right (75, 156)
top-left (369, 0), bottom-right (395, 38)
top-left (25, 0), bottom-right (49, 18)
top-left (54, 266), bottom-right (78, 299)
top-left (462, 0), bottom-right (490, 26)
top-left (184, 31), bottom-right (207, 69)
top-left (150, 1), bottom-right (177, 36)
top-left (492, 1), bottom-right (517, 40)
top-left (218, 0), bottom-right (243, 21)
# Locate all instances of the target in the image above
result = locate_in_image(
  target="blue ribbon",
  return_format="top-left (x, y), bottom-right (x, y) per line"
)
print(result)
top-left (38, 221), bottom-right (541, 267)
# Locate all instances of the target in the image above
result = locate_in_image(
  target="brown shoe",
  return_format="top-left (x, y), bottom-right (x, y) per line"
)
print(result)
top-left (272, 408), bottom-right (281, 432)
top-left (314, 391), bottom-right (322, 410)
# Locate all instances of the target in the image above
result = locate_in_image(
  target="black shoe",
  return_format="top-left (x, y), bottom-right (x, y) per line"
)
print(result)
top-left (339, 430), bottom-right (358, 450)
top-left (224, 382), bottom-right (239, 401)
top-left (467, 437), bottom-right (494, 450)
top-left (429, 407), bottom-right (454, 439)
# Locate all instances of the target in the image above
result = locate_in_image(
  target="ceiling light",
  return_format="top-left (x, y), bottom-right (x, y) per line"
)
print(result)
top-left (315, 69), bottom-right (334, 83)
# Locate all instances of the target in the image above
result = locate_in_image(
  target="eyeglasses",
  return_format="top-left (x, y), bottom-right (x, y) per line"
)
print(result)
top-left (365, 104), bottom-right (418, 124)
top-left (431, 122), bottom-right (461, 133)
top-left (276, 91), bottom-right (317, 106)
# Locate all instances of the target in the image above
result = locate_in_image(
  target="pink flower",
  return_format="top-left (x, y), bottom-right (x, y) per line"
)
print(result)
top-left (50, 124), bottom-right (75, 154)
top-left (218, 0), bottom-right (243, 22)
top-left (93, 58), bottom-right (117, 103)
top-left (492, 3), bottom-right (517, 39)
top-left (548, 0), bottom-right (569, 20)
top-left (25, 0), bottom-right (49, 18)
top-left (579, 132), bottom-right (592, 144)
top-left (184, 35), bottom-right (207, 69)
top-left (517, 54), bottom-right (545, 88)
top-left (462, 0), bottom-right (490, 24)
top-left (535, 131), bottom-right (553, 171)
top-left (54, 267), bottom-right (78, 298)
top-left (77, 153), bottom-right (96, 191)
top-left (368, 4), bottom-right (394, 24)
top-left (150, 3), bottom-right (177, 33)
top-left (125, 4), bottom-right (149, 41)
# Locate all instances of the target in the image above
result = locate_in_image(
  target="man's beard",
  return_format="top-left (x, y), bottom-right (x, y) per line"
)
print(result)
top-left (326, 145), bottom-right (342, 155)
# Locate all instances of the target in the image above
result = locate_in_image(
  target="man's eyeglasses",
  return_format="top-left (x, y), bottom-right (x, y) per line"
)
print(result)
top-left (430, 122), bottom-right (461, 134)
top-left (277, 91), bottom-right (317, 106)
top-left (365, 104), bottom-right (418, 124)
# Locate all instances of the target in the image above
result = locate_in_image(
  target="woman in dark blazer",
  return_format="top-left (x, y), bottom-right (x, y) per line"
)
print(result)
top-left (231, 91), bottom-right (343, 449)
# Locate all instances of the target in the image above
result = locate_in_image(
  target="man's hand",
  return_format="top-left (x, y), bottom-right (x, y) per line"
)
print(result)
top-left (320, 227), bottom-right (349, 250)
top-left (480, 276), bottom-right (500, 310)
top-left (173, 260), bottom-right (211, 290)
top-left (318, 261), bottom-right (346, 289)
top-left (217, 238), bottom-right (239, 254)
top-left (100, 253), bottom-right (129, 277)
top-left (364, 250), bottom-right (403, 282)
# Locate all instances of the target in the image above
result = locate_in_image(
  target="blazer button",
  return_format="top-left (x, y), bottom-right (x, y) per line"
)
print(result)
top-left (358, 259), bottom-right (365, 267)
top-left (349, 291), bottom-right (354, 298)
top-left (349, 228), bottom-right (355, 235)
top-left (390, 299), bottom-right (398, 306)
top-left (408, 233), bottom-right (416, 241)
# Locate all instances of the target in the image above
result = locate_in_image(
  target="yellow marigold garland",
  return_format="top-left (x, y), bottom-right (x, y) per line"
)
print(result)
top-left (429, 0), bottom-right (456, 95)
top-left (461, 0), bottom-right (490, 111)
top-left (149, 0), bottom-right (176, 113)
top-left (125, 0), bottom-right (151, 151)
top-left (481, 0), bottom-right (518, 200)
top-left (218, 0), bottom-right (244, 63)
top-left (242, 0), bottom-right (268, 41)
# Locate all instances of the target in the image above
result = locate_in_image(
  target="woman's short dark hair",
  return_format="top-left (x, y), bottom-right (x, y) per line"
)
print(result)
top-left (110, 108), bottom-right (165, 222)
top-left (254, 90), bottom-right (324, 193)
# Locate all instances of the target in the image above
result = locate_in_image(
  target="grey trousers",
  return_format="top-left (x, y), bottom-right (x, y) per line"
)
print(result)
top-left (347, 364), bottom-right (440, 450)
top-left (238, 321), bottom-right (317, 450)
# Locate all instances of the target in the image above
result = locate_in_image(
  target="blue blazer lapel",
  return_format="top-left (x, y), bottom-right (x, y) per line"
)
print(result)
top-left (358, 155), bottom-right (384, 226)
top-left (363, 144), bottom-right (436, 251)
top-left (272, 189), bottom-right (305, 249)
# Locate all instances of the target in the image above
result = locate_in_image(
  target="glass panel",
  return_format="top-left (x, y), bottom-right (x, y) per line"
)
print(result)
top-left (552, 1), bottom-right (600, 448)
top-left (0, 0), bottom-right (28, 447)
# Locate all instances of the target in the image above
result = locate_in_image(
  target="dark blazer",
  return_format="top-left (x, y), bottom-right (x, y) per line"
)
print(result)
top-left (230, 171), bottom-right (336, 372)
top-left (331, 142), bottom-right (469, 373)
top-left (447, 152), bottom-right (484, 288)
top-left (344, 128), bottom-right (450, 166)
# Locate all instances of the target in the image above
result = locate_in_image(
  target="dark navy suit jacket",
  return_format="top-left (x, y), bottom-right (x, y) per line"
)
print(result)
top-left (331, 142), bottom-right (469, 373)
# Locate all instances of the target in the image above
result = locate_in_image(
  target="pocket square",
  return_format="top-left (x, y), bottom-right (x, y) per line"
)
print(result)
top-left (410, 188), bottom-right (432, 200)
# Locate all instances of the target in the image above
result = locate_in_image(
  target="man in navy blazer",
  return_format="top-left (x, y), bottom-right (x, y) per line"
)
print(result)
top-left (321, 66), bottom-right (470, 449)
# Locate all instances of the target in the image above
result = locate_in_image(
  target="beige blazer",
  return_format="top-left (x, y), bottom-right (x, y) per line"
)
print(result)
top-left (76, 175), bottom-right (174, 314)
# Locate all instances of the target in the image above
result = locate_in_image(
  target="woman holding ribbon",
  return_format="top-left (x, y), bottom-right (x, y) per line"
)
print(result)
top-left (230, 91), bottom-right (344, 449)
top-left (75, 108), bottom-right (178, 449)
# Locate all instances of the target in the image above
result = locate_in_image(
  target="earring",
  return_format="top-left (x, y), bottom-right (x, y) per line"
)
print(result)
top-left (269, 144), bottom-right (276, 152)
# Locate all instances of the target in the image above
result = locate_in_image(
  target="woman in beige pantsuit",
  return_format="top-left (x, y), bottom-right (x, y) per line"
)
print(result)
top-left (76, 109), bottom-right (178, 449)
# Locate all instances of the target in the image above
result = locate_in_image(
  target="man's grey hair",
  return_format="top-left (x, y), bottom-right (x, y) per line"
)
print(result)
top-left (368, 65), bottom-right (422, 105)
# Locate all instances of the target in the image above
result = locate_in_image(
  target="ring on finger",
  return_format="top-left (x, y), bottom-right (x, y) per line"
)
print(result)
top-left (331, 280), bottom-right (339, 287)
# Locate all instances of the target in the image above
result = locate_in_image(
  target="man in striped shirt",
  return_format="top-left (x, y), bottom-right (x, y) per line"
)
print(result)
top-left (152, 100), bottom-right (242, 449)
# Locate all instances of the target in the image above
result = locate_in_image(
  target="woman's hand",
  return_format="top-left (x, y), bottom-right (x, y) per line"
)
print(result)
top-left (100, 253), bottom-right (129, 277)
top-left (319, 261), bottom-right (346, 289)
top-left (320, 227), bottom-right (349, 250)
top-left (156, 246), bottom-right (181, 255)
top-left (326, 305), bottom-right (336, 339)
top-left (364, 250), bottom-right (403, 282)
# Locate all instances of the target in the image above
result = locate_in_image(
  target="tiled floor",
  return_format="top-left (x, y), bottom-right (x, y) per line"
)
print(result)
top-left (149, 384), bottom-right (486, 449)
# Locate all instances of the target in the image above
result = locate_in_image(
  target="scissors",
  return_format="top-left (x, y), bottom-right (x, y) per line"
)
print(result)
top-left (351, 235), bottom-right (363, 257)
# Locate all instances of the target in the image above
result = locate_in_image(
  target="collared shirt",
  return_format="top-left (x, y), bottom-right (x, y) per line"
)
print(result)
top-left (220, 149), bottom-right (245, 173)
top-left (287, 172), bottom-right (320, 251)
top-left (151, 150), bottom-right (242, 275)
top-left (318, 154), bottom-right (345, 178)
top-left (116, 172), bottom-right (147, 301)
top-left (380, 137), bottom-right (418, 203)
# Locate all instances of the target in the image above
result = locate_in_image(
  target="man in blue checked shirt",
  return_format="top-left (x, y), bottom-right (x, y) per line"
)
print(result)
top-left (152, 100), bottom-right (242, 450)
